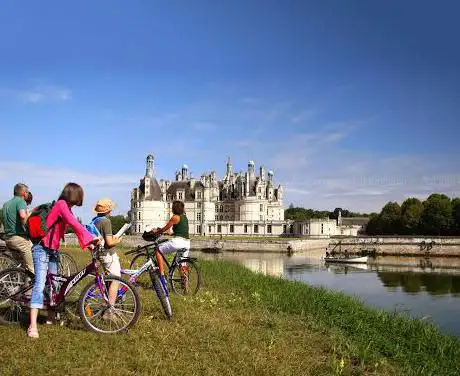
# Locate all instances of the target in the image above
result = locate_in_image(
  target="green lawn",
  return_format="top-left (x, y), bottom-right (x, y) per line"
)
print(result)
top-left (1, 247), bottom-right (459, 375)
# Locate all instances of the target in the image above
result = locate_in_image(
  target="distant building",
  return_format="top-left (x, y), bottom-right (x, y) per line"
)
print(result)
top-left (131, 154), bottom-right (285, 236)
top-left (130, 155), bottom-right (367, 238)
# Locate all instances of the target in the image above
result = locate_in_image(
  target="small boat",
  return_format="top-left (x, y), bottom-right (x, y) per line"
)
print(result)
top-left (324, 256), bottom-right (368, 264)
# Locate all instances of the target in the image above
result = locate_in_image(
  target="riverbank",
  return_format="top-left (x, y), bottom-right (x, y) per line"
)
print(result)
top-left (329, 236), bottom-right (460, 257)
top-left (1, 249), bottom-right (460, 375)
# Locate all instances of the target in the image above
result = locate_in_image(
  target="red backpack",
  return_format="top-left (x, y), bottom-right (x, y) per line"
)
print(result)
top-left (26, 201), bottom-right (61, 244)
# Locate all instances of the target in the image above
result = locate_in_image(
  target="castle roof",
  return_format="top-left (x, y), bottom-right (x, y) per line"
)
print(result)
top-left (166, 181), bottom-right (204, 201)
top-left (139, 177), bottom-right (162, 201)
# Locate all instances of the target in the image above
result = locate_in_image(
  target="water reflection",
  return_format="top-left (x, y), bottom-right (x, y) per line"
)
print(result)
top-left (195, 250), bottom-right (460, 336)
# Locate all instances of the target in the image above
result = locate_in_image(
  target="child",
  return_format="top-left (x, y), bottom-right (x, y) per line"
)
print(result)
top-left (150, 200), bottom-right (190, 273)
top-left (90, 198), bottom-right (122, 308)
top-left (28, 182), bottom-right (101, 338)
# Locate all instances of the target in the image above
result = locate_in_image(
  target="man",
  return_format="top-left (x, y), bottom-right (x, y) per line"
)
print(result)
top-left (2, 183), bottom-right (33, 273)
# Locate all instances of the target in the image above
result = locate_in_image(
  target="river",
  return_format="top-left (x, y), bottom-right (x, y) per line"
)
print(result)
top-left (195, 250), bottom-right (460, 337)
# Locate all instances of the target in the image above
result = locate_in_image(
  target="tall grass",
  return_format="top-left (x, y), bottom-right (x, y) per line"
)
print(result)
top-left (202, 260), bottom-right (460, 376)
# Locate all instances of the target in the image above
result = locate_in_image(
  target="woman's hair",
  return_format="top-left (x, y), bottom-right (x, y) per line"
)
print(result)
top-left (58, 182), bottom-right (84, 207)
top-left (25, 191), bottom-right (33, 205)
top-left (172, 200), bottom-right (185, 215)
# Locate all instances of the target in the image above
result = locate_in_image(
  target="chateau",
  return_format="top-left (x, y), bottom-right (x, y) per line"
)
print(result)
top-left (130, 155), bottom-right (368, 237)
top-left (131, 154), bottom-right (286, 236)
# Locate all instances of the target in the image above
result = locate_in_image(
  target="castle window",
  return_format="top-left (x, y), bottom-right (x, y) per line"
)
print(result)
top-left (217, 225), bottom-right (222, 233)
top-left (260, 215), bottom-right (263, 221)
top-left (138, 212), bottom-right (141, 220)
top-left (197, 212), bottom-right (201, 221)
top-left (244, 225), bottom-right (248, 233)
top-left (197, 202), bottom-right (201, 209)
top-left (197, 191), bottom-right (202, 199)
top-left (230, 224), bottom-right (234, 233)
top-left (321, 223), bottom-right (324, 234)
top-left (254, 224), bottom-right (259, 233)
top-left (283, 224), bottom-right (287, 233)
top-left (208, 225), bottom-right (212, 233)
top-left (290, 225), bottom-right (294, 234)
top-left (220, 215), bottom-right (223, 220)
top-left (267, 225), bottom-right (272, 234)
top-left (260, 204), bottom-right (263, 212)
top-left (178, 191), bottom-right (183, 200)
top-left (197, 225), bottom-right (201, 234)
top-left (220, 205), bottom-right (223, 212)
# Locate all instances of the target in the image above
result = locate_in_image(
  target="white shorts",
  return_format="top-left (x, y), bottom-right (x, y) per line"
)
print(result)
top-left (101, 252), bottom-right (121, 277)
top-left (158, 237), bottom-right (190, 258)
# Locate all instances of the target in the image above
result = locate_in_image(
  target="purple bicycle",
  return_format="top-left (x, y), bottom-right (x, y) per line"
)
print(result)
top-left (0, 245), bottom-right (141, 334)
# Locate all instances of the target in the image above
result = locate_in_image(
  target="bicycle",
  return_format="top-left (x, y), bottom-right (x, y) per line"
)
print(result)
top-left (0, 234), bottom-right (79, 276)
top-left (0, 245), bottom-right (141, 334)
top-left (119, 244), bottom-right (172, 318)
top-left (127, 234), bottom-right (201, 296)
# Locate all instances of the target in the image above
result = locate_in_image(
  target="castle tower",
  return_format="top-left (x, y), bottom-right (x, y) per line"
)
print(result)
top-left (259, 165), bottom-right (265, 180)
top-left (248, 160), bottom-right (255, 179)
top-left (146, 154), bottom-right (154, 177)
top-left (226, 156), bottom-right (233, 180)
top-left (181, 164), bottom-right (189, 181)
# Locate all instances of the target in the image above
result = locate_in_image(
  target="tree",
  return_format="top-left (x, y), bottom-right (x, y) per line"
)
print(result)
top-left (110, 215), bottom-right (128, 234)
top-left (0, 207), bottom-right (3, 228)
top-left (420, 194), bottom-right (452, 235)
top-left (451, 197), bottom-right (460, 235)
top-left (366, 213), bottom-right (383, 235)
top-left (379, 201), bottom-right (402, 234)
top-left (401, 198), bottom-right (423, 235)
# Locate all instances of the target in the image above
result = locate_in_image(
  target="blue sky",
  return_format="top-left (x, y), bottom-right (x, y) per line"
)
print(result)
top-left (1, 0), bottom-right (459, 221)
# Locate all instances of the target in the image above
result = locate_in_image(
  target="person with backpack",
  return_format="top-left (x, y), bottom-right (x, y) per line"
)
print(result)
top-left (1, 183), bottom-right (33, 273)
top-left (87, 198), bottom-right (122, 309)
top-left (27, 182), bottom-right (101, 338)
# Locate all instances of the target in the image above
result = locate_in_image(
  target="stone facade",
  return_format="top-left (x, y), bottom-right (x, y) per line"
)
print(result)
top-left (130, 155), bottom-right (285, 236)
top-left (130, 155), bottom-right (369, 238)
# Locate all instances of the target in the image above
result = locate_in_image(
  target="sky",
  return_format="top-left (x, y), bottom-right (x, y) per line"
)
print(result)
top-left (1, 0), bottom-right (460, 222)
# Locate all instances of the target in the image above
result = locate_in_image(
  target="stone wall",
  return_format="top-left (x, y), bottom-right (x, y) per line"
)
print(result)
top-left (63, 234), bottom-right (330, 253)
top-left (328, 236), bottom-right (460, 257)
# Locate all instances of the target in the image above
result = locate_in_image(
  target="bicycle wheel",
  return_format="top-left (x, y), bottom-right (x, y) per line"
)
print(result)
top-left (128, 253), bottom-right (152, 287)
top-left (78, 276), bottom-right (141, 334)
top-left (0, 254), bottom-right (17, 272)
top-left (0, 267), bottom-right (34, 325)
top-left (59, 252), bottom-right (79, 276)
top-left (169, 259), bottom-right (201, 296)
top-left (149, 269), bottom-right (172, 318)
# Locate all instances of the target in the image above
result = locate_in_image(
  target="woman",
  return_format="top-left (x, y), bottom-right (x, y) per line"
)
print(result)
top-left (150, 200), bottom-right (190, 274)
top-left (27, 182), bottom-right (100, 338)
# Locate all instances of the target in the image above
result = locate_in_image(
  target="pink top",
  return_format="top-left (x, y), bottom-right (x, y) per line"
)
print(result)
top-left (41, 200), bottom-right (95, 251)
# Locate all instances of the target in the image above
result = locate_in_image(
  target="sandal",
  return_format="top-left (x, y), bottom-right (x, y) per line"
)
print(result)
top-left (27, 327), bottom-right (39, 338)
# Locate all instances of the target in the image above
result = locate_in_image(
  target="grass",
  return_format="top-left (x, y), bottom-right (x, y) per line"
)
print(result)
top-left (1, 247), bottom-right (459, 375)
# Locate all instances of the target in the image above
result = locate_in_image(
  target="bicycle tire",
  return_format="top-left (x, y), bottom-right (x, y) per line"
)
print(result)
top-left (59, 252), bottom-right (79, 276)
top-left (78, 275), bottom-right (141, 334)
top-left (149, 269), bottom-right (172, 318)
top-left (0, 254), bottom-right (17, 272)
top-left (169, 259), bottom-right (201, 296)
top-left (0, 267), bottom-right (34, 325)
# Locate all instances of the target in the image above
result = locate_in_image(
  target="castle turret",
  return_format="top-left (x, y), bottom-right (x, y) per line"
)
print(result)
top-left (259, 166), bottom-right (265, 180)
top-left (146, 154), bottom-right (154, 177)
top-left (226, 156), bottom-right (233, 180)
top-left (268, 170), bottom-right (274, 183)
top-left (248, 160), bottom-right (255, 180)
top-left (181, 164), bottom-right (188, 181)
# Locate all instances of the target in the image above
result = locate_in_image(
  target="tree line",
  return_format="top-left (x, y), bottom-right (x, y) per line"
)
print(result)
top-left (366, 193), bottom-right (460, 236)
top-left (285, 204), bottom-right (370, 221)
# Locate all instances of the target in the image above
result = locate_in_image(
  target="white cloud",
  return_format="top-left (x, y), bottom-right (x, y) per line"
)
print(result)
top-left (0, 162), bottom-right (138, 222)
top-left (0, 86), bottom-right (72, 103)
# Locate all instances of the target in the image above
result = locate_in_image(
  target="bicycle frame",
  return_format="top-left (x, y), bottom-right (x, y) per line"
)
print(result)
top-left (6, 248), bottom-right (110, 308)
top-left (121, 251), bottom-right (170, 297)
